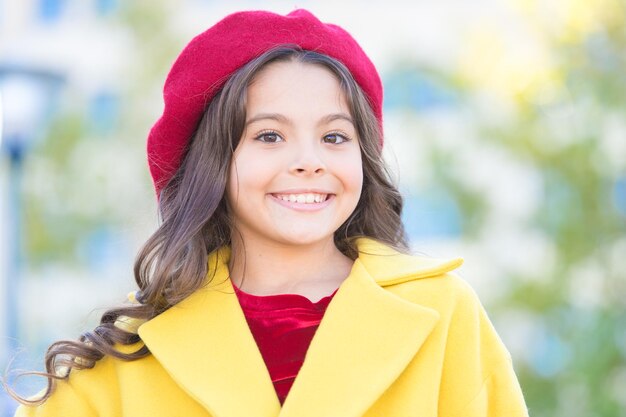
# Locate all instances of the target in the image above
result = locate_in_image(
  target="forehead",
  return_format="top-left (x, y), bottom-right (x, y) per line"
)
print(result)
top-left (246, 61), bottom-right (349, 114)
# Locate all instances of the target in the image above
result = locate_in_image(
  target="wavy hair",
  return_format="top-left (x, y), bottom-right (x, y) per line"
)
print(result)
top-left (7, 45), bottom-right (408, 405)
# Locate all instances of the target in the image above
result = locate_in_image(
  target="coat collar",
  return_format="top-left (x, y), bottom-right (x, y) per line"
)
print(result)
top-left (356, 237), bottom-right (464, 286)
top-left (138, 237), bottom-right (463, 417)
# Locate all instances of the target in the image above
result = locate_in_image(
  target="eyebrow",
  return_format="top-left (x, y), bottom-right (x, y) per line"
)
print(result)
top-left (245, 112), bottom-right (354, 127)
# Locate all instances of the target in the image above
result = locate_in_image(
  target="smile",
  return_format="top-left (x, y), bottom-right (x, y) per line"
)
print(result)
top-left (271, 193), bottom-right (329, 203)
top-left (268, 193), bottom-right (335, 212)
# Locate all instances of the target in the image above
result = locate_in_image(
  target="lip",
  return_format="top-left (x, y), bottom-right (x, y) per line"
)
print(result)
top-left (268, 193), bottom-right (335, 212)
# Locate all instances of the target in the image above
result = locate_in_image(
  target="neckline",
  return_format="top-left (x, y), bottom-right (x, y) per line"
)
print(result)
top-left (232, 280), bottom-right (339, 310)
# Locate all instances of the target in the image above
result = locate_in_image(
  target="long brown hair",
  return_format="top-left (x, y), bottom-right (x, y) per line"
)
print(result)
top-left (7, 45), bottom-right (408, 405)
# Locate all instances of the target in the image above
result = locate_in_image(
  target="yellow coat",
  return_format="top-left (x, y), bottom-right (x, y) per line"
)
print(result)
top-left (16, 237), bottom-right (528, 417)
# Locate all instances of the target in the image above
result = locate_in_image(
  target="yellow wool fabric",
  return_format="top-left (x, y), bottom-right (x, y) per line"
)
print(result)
top-left (15, 238), bottom-right (529, 417)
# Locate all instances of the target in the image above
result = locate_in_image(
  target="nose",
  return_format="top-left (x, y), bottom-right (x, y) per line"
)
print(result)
top-left (289, 140), bottom-right (326, 176)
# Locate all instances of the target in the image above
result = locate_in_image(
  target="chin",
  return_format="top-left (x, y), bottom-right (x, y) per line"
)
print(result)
top-left (274, 229), bottom-right (336, 247)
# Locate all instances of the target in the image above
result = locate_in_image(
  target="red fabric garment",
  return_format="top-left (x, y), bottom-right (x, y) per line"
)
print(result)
top-left (232, 282), bottom-right (339, 405)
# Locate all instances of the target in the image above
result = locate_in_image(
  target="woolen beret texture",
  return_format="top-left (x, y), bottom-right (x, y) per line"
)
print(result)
top-left (147, 8), bottom-right (384, 196)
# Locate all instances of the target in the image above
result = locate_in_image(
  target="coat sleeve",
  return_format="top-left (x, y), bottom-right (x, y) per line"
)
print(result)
top-left (437, 275), bottom-right (529, 417)
top-left (455, 357), bottom-right (528, 416)
top-left (13, 353), bottom-right (123, 417)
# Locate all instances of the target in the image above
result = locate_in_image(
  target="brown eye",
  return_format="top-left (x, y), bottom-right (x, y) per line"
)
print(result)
top-left (255, 131), bottom-right (283, 143)
top-left (323, 133), bottom-right (350, 144)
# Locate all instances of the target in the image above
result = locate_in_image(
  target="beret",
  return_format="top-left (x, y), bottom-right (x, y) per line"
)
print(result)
top-left (147, 8), bottom-right (383, 197)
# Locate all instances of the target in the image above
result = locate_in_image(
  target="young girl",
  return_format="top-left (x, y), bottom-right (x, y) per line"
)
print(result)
top-left (12, 8), bottom-right (528, 417)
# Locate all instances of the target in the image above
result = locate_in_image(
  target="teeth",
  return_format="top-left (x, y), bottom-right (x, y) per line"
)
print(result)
top-left (275, 193), bottom-right (328, 204)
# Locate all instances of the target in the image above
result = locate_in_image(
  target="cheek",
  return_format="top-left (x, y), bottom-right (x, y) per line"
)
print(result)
top-left (227, 150), bottom-right (275, 205)
top-left (335, 149), bottom-right (364, 195)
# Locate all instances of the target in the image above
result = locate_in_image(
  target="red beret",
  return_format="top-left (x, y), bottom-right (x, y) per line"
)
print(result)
top-left (147, 8), bottom-right (383, 197)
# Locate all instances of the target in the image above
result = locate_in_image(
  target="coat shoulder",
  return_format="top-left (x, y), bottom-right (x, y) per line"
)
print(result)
top-left (14, 338), bottom-right (155, 417)
top-left (381, 265), bottom-right (524, 416)
top-left (14, 353), bottom-right (122, 417)
top-left (384, 266), bottom-right (514, 365)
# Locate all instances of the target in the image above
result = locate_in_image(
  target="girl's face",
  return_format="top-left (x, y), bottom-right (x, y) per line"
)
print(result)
top-left (227, 60), bottom-right (363, 249)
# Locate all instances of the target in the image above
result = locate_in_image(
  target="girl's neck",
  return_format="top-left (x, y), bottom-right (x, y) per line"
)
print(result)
top-left (227, 237), bottom-right (354, 302)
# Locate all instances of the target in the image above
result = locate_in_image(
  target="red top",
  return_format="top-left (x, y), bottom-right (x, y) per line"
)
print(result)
top-left (232, 282), bottom-right (339, 405)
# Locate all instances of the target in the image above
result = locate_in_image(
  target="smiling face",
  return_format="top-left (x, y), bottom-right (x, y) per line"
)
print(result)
top-left (226, 60), bottom-right (363, 249)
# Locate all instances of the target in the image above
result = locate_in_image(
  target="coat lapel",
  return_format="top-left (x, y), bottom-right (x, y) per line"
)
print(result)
top-left (278, 240), bottom-right (455, 417)
top-left (138, 247), bottom-right (281, 417)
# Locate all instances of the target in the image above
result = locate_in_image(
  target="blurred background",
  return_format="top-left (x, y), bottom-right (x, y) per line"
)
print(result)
top-left (1, 0), bottom-right (625, 415)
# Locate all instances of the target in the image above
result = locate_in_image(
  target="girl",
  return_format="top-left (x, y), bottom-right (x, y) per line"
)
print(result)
top-left (11, 9), bottom-right (528, 417)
